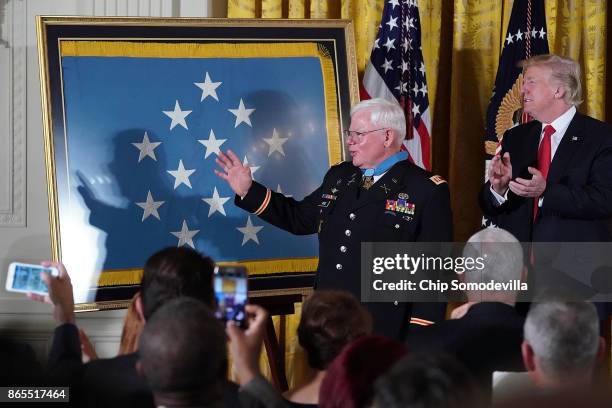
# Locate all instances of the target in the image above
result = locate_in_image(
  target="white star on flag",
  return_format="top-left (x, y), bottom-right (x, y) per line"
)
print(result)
top-left (198, 129), bottom-right (227, 159)
top-left (131, 131), bottom-right (161, 162)
top-left (171, 220), bottom-right (199, 248)
top-left (381, 58), bottom-right (394, 73)
top-left (228, 98), bottom-right (255, 128)
top-left (506, 32), bottom-right (514, 45)
top-left (135, 190), bottom-right (164, 221)
top-left (263, 128), bottom-right (288, 156)
top-left (243, 156), bottom-right (260, 179)
top-left (515, 28), bottom-right (523, 41)
top-left (383, 37), bottom-right (396, 52)
top-left (538, 27), bottom-right (546, 38)
top-left (202, 187), bottom-right (230, 217)
top-left (163, 100), bottom-right (192, 130)
top-left (386, 16), bottom-right (398, 31)
top-left (412, 103), bottom-right (420, 116)
top-left (388, 0), bottom-right (400, 9)
top-left (194, 72), bottom-right (222, 102)
top-left (237, 216), bottom-right (263, 246)
top-left (167, 160), bottom-right (195, 189)
top-left (277, 184), bottom-right (292, 198)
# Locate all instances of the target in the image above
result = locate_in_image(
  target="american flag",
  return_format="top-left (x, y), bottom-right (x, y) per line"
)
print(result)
top-left (361, 0), bottom-right (431, 170)
top-left (58, 47), bottom-right (327, 277)
top-left (482, 0), bottom-right (549, 227)
top-left (484, 0), bottom-right (549, 160)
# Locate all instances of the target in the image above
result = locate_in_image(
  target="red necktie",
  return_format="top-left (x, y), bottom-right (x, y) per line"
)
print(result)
top-left (533, 124), bottom-right (555, 220)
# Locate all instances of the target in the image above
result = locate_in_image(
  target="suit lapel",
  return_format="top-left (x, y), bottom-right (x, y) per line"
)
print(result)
top-left (526, 123), bottom-right (541, 168)
top-left (547, 113), bottom-right (584, 184)
top-left (351, 161), bottom-right (407, 211)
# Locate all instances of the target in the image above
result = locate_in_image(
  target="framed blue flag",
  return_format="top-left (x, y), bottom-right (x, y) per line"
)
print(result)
top-left (37, 17), bottom-right (359, 310)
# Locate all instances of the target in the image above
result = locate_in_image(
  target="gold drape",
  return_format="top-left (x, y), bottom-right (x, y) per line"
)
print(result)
top-left (227, 0), bottom-right (608, 386)
top-left (228, 0), bottom-right (383, 75)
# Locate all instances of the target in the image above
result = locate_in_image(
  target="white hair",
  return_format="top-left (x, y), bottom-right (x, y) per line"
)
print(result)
top-left (462, 227), bottom-right (523, 286)
top-left (524, 301), bottom-right (600, 381)
top-left (350, 98), bottom-right (406, 148)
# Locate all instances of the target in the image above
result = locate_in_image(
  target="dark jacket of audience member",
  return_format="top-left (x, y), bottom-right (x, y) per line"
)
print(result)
top-left (374, 352), bottom-right (486, 408)
top-left (47, 247), bottom-right (241, 407)
top-left (318, 335), bottom-right (407, 408)
top-left (0, 336), bottom-right (43, 386)
top-left (406, 302), bottom-right (525, 386)
top-left (138, 297), bottom-right (227, 407)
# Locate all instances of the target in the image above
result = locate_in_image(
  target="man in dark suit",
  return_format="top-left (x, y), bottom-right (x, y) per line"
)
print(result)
top-left (215, 98), bottom-right (453, 339)
top-left (33, 247), bottom-right (243, 408)
top-left (406, 227), bottom-right (526, 391)
top-left (479, 54), bottom-right (612, 319)
top-left (479, 54), bottom-right (612, 243)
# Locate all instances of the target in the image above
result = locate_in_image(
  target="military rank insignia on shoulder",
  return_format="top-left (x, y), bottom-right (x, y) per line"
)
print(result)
top-left (429, 175), bottom-right (447, 185)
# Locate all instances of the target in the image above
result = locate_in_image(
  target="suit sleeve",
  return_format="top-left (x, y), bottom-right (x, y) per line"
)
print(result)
top-left (46, 323), bottom-right (84, 385)
top-left (235, 169), bottom-right (335, 236)
top-left (542, 144), bottom-right (612, 219)
top-left (417, 182), bottom-right (453, 241)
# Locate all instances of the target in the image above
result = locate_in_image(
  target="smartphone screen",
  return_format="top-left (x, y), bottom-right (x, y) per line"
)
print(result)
top-left (213, 265), bottom-right (247, 328)
top-left (6, 263), bottom-right (58, 294)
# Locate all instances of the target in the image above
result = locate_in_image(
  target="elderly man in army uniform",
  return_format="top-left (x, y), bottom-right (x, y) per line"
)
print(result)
top-left (215, 98), bottom-right (452, 339)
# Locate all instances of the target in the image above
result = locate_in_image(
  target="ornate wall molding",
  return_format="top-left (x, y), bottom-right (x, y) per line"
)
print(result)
top-left (0, 0), bottom-right (26, 226)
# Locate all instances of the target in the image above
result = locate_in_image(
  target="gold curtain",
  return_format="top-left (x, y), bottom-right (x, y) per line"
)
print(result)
top-left (228, 0), bottom-right (383, 75)
top-left (227, 0), bottom-right (607, 386)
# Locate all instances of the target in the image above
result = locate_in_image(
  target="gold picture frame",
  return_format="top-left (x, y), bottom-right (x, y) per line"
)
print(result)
top-left (36, 16), bottom-right (358, 311)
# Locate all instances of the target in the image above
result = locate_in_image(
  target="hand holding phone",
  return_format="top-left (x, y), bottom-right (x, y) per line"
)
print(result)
top-left (9, 261), bottom-right (76, 324)
top-left (214, 265), bottom-right (248, 328)
top-left (5, 262), bottom-right (59, 295)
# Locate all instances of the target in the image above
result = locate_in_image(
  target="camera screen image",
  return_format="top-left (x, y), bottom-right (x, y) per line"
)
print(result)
top-left (12, 265), bottom-right (52, 293)
top-left (214, 275), bottom-right (247, 324)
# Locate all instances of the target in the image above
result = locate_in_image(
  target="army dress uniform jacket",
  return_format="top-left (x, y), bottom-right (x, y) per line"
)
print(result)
top-left (236, 160), bottom-right (453, 339)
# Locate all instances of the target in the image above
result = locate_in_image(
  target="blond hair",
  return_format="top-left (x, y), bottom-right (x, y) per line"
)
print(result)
top-left (519, 54), bottom-right (583, 106)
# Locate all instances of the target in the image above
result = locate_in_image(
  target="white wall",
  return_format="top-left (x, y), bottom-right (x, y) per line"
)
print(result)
top-left (0, 0), bottom-right (226, 364)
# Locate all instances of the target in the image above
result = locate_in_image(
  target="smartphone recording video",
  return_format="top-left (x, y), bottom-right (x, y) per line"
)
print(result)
top-left (213, 265), bottom-right (248, 328)
top-left (5, 262), bottom-right (59, 295)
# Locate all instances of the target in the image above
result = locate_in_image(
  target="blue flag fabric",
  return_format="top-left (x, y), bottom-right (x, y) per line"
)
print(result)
top-left (484, 0), bottom-right (550, 159)
top-left (60, 53), bottom-right (330, 274)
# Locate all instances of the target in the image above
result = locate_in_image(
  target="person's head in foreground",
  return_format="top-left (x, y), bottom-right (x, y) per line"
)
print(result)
top-left (522, 300), bottom-right (605, 389)
top-left (137, 246), bottom-right (216, 322)
top-left (373, 352), bottom-right (485, 408)
top-left (285, 290), bottom-right (373, 404)
top-left (298, 290), bottom-right (373, 372)
top-left (318, 335), bottom-right (408, 408)
top-left (347, 98), bottom-right (406, 169)
top-left (461, 227), bottom-right (524, 304)
top-left (138, 297), bottom-right (226, 407)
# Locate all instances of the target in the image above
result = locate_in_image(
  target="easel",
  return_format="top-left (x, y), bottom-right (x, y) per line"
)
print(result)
top-left (251, 287), bottom-right (313, 391)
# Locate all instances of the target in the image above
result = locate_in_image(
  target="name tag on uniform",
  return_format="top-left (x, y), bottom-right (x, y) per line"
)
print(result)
top-left (322, 194), bottom-right (337, 200)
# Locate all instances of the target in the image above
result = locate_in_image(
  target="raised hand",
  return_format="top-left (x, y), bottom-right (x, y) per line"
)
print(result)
top-left (27, 261), bottom-right (75, 324)
top-left (488, 152), bottom-right (512, 196)
top-left (225, 304), bottom-right (268, 385)
top-left (214, 149), bottom-right (253, 198)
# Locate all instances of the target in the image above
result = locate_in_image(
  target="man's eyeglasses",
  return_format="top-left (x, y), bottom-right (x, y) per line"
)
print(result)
top-left (342, 128), bottom-right (386, 141)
